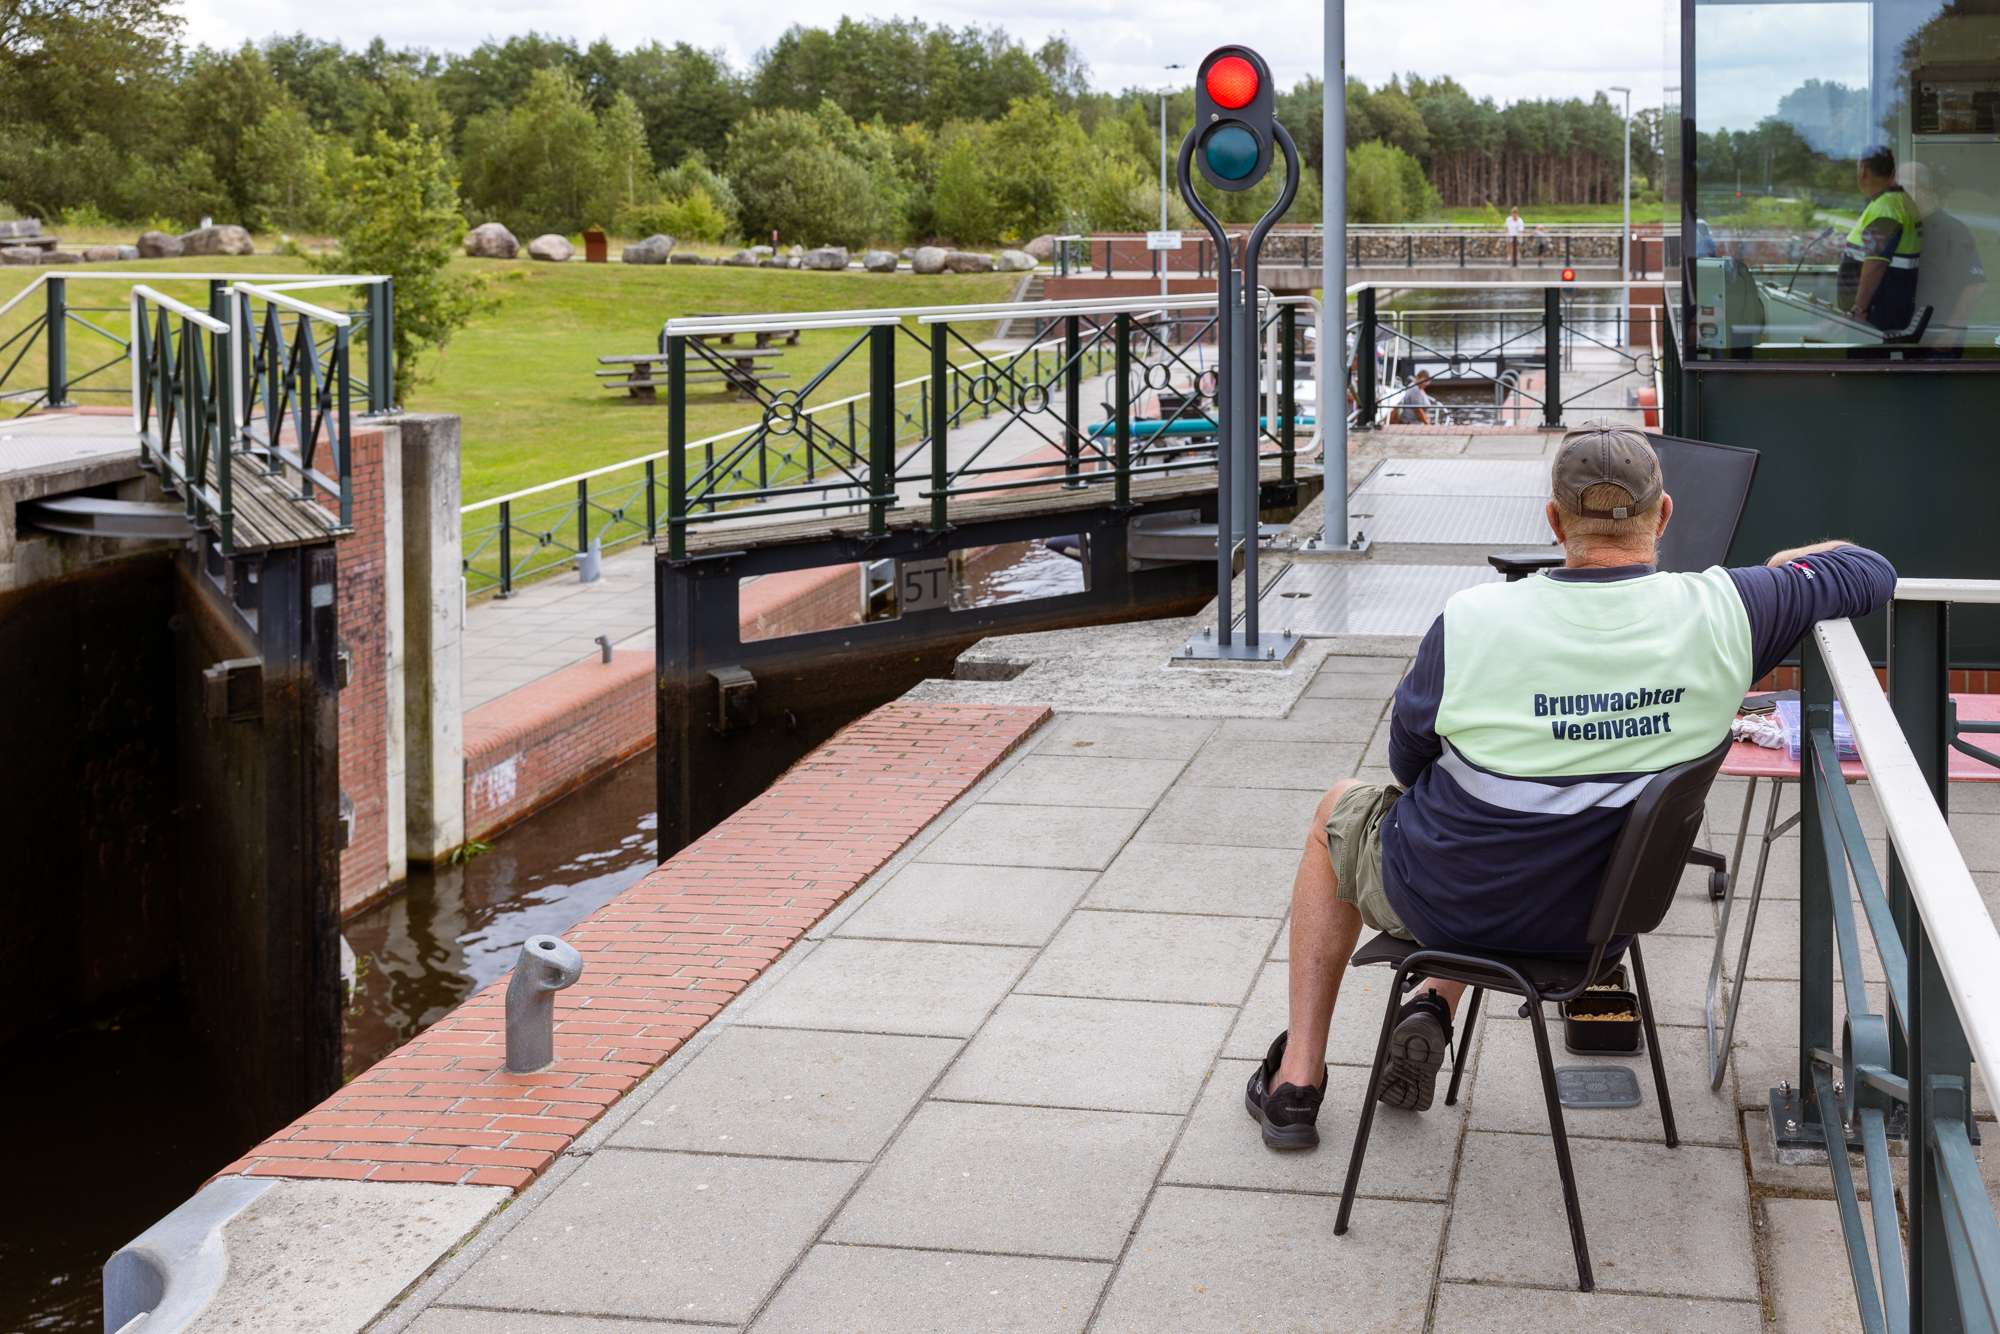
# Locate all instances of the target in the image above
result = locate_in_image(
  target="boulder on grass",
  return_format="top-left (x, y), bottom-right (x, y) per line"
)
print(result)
top-left (137, 230), bottom-right (183, 259)
top-left (669, 253), bottom-right (712, 265)
top-left (801, 246), bottom-right (848, 271)
top-left (39, 249), bottom-right (82, 264)
top-left (178, 224), bottom-right (253, 256)
top-left (911, 246), bottom-right (949, 275)
top-left (996, 249), bottom-right (1036, 272)
top-left (526, 233), bottom-right (573, 262)
top-left (723, 250), bottom-right (758, 267)
top-left (464, 222), bottom-right (518, 259)
top-left (943, 250), bottom-right (995, 273)
top-left (1024, 234), bottom-right (1057, 261)
top-left (82, 245), bottom-right (124, 263)
top-left (1, 246), bottom-right (40, 265)
top-left (861, 249), bottom-right (898, 273)
top-left (748, 245), bottom-right (774, 260)
top-left (0, 218), bottom-right (42, 240)
top-left (622, 234), bottom-right (675, 264)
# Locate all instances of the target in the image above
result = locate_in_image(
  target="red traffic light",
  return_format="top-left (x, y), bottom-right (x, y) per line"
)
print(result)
top-left (1561, 267), bottom-right (1576, 282)
top-left (1205, 55), bottom-right (1259, 109)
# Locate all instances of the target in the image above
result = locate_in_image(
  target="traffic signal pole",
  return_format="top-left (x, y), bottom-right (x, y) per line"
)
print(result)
top-left (1175, 45), bottom-right (1302, 664)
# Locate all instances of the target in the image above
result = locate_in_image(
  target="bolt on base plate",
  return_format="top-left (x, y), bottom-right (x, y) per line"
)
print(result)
top-left (1170, 631), bottom-right (1304, 668)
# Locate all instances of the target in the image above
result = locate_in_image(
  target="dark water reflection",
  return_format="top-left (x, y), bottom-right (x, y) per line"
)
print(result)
top-left (342, 753), bottom-right (659, 1077)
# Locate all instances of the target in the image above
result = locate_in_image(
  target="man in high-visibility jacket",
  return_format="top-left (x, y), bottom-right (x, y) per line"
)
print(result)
top-left (1840, 144), bottom-right (1922, 333)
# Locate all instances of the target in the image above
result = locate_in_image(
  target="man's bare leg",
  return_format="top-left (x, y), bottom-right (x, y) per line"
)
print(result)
top-left (1275, 780), bottom-right (1466, 1092)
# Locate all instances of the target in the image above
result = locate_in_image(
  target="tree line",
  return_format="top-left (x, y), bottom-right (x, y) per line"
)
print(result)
top-left (1, 1), bottom-right (1666, 249)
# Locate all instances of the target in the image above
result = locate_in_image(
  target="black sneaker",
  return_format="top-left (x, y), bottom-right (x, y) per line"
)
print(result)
top-left (1378, 989), bottom-right (1453, 1112)
top-left (1244, 1031), bottom-right (1326, 1150)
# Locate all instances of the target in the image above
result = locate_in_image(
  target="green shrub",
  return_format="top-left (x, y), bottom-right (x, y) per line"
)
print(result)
top-left (615, 189), bottom-right (729, 244)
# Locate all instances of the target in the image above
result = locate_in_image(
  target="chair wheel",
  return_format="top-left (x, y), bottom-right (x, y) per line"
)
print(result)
top-left (1708, 870), bottom-right (1728, 902)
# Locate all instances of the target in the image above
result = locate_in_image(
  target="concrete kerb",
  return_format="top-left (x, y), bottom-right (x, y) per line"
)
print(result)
top-left (369, 711), bottom-right (1055, 1333)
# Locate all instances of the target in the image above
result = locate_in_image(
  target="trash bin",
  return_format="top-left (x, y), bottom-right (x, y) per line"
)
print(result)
top-left (583, 227), bottom-right (608, 264)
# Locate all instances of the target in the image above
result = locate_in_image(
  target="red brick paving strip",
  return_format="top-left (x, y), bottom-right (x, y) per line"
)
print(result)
top-left (221, 700), bottom-right (1052, 1189)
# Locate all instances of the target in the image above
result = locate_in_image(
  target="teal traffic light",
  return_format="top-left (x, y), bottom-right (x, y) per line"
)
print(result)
top-left (1192, 46), bottom-right (1275, 192)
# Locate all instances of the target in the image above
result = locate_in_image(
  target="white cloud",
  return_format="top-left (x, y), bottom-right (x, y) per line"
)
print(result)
top-left (173, 0), bottom-right (1670, 108)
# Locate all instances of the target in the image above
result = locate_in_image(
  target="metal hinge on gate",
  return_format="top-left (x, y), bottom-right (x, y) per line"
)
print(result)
top-left (338, 792), bottom-right (356, 850)
top-left (202, 657), bottom-right (263, 722)
top-left (335, 638), bottom-right (354, 689)
top-left (710, 666), bottom-right (757, 735)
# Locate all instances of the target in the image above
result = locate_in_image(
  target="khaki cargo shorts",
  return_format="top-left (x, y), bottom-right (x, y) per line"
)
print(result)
top-left (1324, 781), bottom-right (1415, 941)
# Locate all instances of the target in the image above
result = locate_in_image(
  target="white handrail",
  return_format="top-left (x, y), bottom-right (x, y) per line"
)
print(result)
top-left (130, 285), bottom-right (228, 334)
top-left (1895, 578), bottom-right (2000, 606)
top-left (0, 272), bottom-right (47, 322)
top-left (1815, 613), bottom-right (2000, 1112)
top-left (666, 291), bottom-right (1320, 337)
top-left (230, 282), bottom-right (351, 327)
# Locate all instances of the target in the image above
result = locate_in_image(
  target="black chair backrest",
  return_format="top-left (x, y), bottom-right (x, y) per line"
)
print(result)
top-left (1585, 739), bottom-right (1733, 943)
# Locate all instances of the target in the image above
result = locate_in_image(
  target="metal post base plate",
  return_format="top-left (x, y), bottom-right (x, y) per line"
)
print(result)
top-left (1171, 631), bottom-right (1305, 668)
top-left (1294, 530), bottom-right (1373, 560)
top-left (1765, 1087), bottom-right (1949, 1164)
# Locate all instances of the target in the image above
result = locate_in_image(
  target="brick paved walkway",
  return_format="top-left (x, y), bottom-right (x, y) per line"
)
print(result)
top-left (377, 650), bottom-right (2000, 1332)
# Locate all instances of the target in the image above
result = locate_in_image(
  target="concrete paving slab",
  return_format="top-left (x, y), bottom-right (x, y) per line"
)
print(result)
top-left (1183, 737), bottom-right (1363, 790)
top-left (978, 755), bottom-right (1187, 809)
top-left (738, 938), bottom-right (1032, 1037)
top-left (917, 802), bottom-right (1145, 870)
top-left (1084, 841), bottom-right (1296, 918)
top-left (1761, 1195), bottom-right (1877, 1333)
top-left (1224, 960), bottom-right (1409, 1068)
top-left (1316, 654), bottom-right (1413, 674)
top-left (1164, 1059), bottom-right (1464, 1200)
top-left (1137, 784), bottom-right (1322, 849)
top-left (444, 1149), bottom-right (861, 1323)
top-left (1219, 696), bottom-right (1385, 742)
top-left (825, 1101), bottom-right (1177, 1260)
top-left (1736, 896), bottom-right (1885, 983)
top-left (1093, 1185), bottom-right (1443, 1333)
top-left (1441, 1133), bottom-right (1758, 1299)
top-left (1467, 1014), bottom-right (1736, 1147)
top-left (750, 1245), bottom-right (1108, 1334)
top-left (1018, 910), bottom-right (1274, 1006)
top-left (935, 994), bottom-right (1232, 1114)
top-left (1305, 670), bottom-right (1404, 700)
top-left (1726, 978), bottom-right (1889, 1112)
top-left (609, 1027), bottom-right (960, 1160)
top-left (1030, 713), bottom-right (1217, 760)
top-left (410, 1310), bottom-right (716, 1333)
top-left (836, 863), bottom-right (1095, 946)
top-left (1430, 1283), bottom-right (1761, 1332)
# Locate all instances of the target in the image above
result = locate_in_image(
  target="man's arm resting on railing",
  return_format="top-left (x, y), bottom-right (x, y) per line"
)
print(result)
top-left (1727, 541), bottom-right (1900, 682)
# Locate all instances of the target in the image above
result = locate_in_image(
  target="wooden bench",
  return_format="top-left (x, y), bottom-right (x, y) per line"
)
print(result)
top-left (597, 348), bottom-right (788, 402)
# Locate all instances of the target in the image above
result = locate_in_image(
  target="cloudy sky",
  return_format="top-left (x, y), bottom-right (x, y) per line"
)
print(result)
top-left (175, 0), bottom-right (1676, 109)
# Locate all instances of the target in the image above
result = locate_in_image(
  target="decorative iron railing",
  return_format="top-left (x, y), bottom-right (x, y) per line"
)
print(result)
top-left (1792, 580), bottom-right (2000, 1332)
top-left (1049, 226), bottom-right (1646, 279)
top-left (460, 291), bottom-right (1321, 597)
top-left (0, 271), bottom-right (392, 551)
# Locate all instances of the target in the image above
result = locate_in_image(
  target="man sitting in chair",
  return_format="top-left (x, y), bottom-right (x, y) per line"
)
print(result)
top-left (1247, 423), bottom-right (1897, 1148)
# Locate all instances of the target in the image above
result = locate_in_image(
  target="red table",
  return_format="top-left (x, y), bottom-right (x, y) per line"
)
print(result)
top-left (1706, 694), bottom-right (2000, 1088)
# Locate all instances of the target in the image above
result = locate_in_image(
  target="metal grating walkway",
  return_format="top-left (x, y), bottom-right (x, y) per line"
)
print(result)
top-left (1249, 560), bottom-right (1499, 637)
top-left (1346, 457), bottom-right (1556, 546)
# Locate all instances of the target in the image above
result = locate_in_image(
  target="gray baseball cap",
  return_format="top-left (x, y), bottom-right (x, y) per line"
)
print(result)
top-left (1553, 423), bottom-right (1663, 519)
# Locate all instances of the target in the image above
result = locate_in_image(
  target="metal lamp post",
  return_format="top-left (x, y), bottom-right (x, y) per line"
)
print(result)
top-left (1322, 0), bottom-right (1347, 546)
top-left (1159, 64), bottom-right (1183, 297)
top-left (1608, 85), bottom-right (1632, 348)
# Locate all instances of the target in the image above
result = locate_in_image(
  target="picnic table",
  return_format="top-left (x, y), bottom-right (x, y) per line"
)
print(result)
top-left (680, 316), bottom-right (803, 349)
top-left (1704, 692), bottom-right (2000, 1088)
top-left (597, 346), bottom-right (788, 402)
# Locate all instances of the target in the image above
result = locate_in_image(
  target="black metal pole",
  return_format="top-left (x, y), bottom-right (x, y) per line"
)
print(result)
top-left (1543, 287), bottom-right (1563, 429)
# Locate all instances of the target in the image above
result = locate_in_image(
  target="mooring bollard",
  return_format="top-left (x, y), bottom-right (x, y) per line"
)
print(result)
top-left (505, 934), bottom-right (584, 1073)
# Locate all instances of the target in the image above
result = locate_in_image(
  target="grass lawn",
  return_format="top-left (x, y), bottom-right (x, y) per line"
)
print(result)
top-left (1438, 202), bottom-right (1669, 226)
top-left (0, 236), bottom-right (1019, 505)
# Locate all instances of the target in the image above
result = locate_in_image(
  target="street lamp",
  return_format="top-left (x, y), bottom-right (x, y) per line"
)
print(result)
top-left (1607, 85), bottom-right (1632, 348)
top-left (1160, 63), bottom-right (1184, 296)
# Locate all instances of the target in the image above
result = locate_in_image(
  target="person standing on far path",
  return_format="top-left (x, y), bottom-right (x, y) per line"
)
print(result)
top-left (1506, 207), bottom-right (1525, 266)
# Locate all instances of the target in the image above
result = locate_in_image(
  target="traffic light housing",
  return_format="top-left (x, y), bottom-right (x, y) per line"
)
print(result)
top-left (1193, 46), bottom-right (1275, 192)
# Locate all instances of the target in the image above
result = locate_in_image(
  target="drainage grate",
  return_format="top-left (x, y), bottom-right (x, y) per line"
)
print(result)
top-left (1251, 562), bottom-right (1498, 638)
top-left (1348, 457), bottom-right (1557, 546)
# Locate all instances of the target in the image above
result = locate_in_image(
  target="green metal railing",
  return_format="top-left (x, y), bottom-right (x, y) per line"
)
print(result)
top-left (461, 291), bottom-right (1319, 596)
top-left (1793, 581), bottom-right (2000, 1333)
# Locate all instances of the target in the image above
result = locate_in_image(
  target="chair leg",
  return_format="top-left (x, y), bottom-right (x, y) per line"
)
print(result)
top-left (1630, 939), bottom-right (1679, 1149)
top-left (1527, 995), bottom-right (1595, 1292)
top-left (1336, 965), bottom-right (1409, 1236)
top-left (1444, 986), bottom-right (1482, 1107)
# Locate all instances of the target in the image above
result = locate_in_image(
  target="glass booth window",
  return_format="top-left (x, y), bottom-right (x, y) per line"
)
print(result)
top-left (1688, 0), bottom-right (1999, 360)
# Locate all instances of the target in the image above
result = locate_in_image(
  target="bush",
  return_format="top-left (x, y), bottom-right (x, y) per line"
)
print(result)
top-left (615, 189), bottom-right (729, 244)
top-left (726, 104), bottom-right (902, 247)
top-left (1346, 140), bottom-right (1441, 224)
